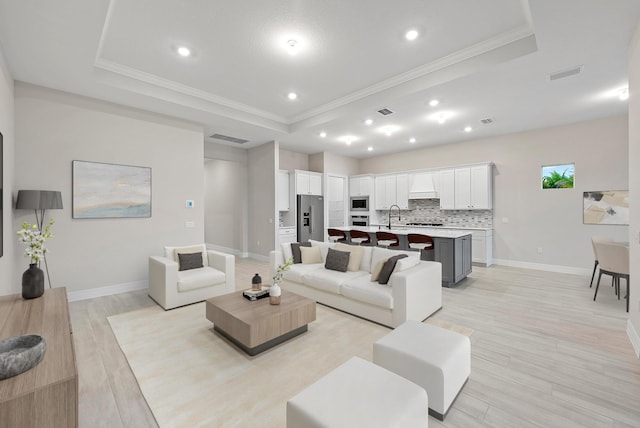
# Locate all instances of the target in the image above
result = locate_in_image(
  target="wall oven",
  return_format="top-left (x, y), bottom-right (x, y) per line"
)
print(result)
top-left (350, 196), bottom-right (369, 211)
top-left (350, 215), bottom-right (369, 227)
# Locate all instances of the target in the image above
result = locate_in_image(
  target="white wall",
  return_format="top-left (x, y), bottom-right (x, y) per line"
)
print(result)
top-left (10, 83), bottom-right (205, 295)
top-left (628, 23), bottom-right (640, 354)
top-left (360, 116), bottom-right (629, 273)
top-left (279, 149), bottom-right (308, 172)
top-left (248, 142), bottom-right (276, 258)
top-left (0, 46), bottom-right (14, 289)
top-left (322, 152), bottom-right (359, 176)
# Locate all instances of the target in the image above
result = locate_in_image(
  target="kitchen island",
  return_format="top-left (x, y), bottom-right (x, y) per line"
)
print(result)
top-left (336, 226), bottom-right (472, 286)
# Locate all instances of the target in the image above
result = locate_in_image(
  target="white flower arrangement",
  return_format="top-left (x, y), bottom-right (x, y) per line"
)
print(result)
top-left (17, 219), bottom-right (55, 265)
top-left (272, 256), bottom-right (294, 285)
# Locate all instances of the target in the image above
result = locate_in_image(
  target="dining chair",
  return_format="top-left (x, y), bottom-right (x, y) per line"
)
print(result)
top-left (593, 240), bottom-right (630, 312)
top-left (589, 236), bottom-right (615, 288)
top-left (327, 228), bottom-right (348, 243)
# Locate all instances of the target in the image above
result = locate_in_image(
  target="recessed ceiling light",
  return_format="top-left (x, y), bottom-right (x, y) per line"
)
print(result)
top-left (287, 39), bottom-right (299, 55)
top-left (464, 126), bottom-right (473, 133)
top-left (367, 147), bottom-right (373, 152)
top-left (429, 111), bottom-right (454, 124)
top-left (365, 119), bottom-right (374, 126)
top-left (429, 99), bottom-right (439, 107)
top-left (177, 46), bottom-right (191, 57)
top-left (619, 88), bottom-right (629, 101)
top-left (409, 137), bottom-right (416, 143)
top-left (405, 29), bottom-right (419, 41)
top-left (288, 92), bottom-right (298, 100)
top-left (319, 131), bottom-right (327, 138)
top-left (338, 135), bottom-right (358, 145)
top-left (379, 125), bottom-right (400, 136)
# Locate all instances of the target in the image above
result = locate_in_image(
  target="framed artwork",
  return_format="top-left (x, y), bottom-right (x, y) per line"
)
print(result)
top-left (583, 190), bottom-right (629, 225)
top-left (542, 163), bottom-right (574, 189)
top-left (72, 160), bottom-right (151, 219)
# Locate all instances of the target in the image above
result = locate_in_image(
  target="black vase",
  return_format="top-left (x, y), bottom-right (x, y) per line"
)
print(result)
top-left (22, 264), bottom-right (44, 299)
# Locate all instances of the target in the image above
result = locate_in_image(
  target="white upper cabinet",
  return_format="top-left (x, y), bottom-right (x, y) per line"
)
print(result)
top-left (374, 175), bottom-right (388, 210)
top-left (441, 164), bottom-right (492, 210)
top-left (349, 175), bottom-right (372, 197)
top-left (396, 173), bottom-right (409, 209)
top-left (374, 174), bottom-right (407, 210)
top-left (278, 170), bottom-right (290, 211)
top-left (296, 170), bottom-right (322, 195)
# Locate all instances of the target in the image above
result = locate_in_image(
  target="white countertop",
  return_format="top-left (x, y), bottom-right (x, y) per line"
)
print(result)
top-left (370, 223), bottom-right (493, 231)
top-left (337, 226), bottom-right (472, 239)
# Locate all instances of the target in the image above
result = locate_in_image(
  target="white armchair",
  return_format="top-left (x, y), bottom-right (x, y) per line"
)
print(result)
top-left (148, 245), bottom-right (235, 310)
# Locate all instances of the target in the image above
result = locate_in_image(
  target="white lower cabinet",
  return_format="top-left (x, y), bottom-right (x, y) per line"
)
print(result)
top-left (278, 228), bottom-right (297, 246)
top-left (470, 229), bottom-right (493, 266)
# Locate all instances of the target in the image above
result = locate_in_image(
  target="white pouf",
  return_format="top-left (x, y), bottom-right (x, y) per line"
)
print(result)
top-left (373, 320), bottom-right (470, 420)
top-left (287, 357), bottom-right (428, 428)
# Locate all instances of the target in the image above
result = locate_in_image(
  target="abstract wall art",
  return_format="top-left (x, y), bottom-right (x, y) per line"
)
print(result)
top-left (583, 190), bottom-right (629, 225)
top-left (72, 160), bottom-right (151, 219)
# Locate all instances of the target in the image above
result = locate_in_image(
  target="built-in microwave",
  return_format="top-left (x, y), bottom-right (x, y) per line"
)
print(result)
top-left (350, 196), bottom-right (369, 211)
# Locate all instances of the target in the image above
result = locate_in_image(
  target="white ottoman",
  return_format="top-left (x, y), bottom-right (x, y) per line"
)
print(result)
top-left (373, 320), bottom-right (470, 420)
top-left (287, 357), bottom-right (428, 428)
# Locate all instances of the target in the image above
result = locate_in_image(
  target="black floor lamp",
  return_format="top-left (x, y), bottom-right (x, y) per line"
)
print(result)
top-left (16, 190), bottom-right (63, 288)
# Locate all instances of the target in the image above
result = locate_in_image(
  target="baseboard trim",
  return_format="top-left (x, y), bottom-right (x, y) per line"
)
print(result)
top-left (205, 243), bottom-right (249, 258)
top-left (493, 259), bottom-right (590, 276)
top-left (627, 320), bottom-right (640, 358)
top-left (248, 252), bottom-right (270, 262)
top-left (67, 280), bottom-right (148, 302)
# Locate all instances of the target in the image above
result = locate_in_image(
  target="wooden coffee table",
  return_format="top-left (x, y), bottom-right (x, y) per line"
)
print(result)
top-left (205, 289), bottom-right (316, 356)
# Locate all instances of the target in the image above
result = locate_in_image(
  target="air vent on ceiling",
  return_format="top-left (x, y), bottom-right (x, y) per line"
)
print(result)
top-left (480, 118), bottom-right (494, 125)
top-left (548, 65), bottom-right (583, 82)
top-left (209, 133), bottom-right (249, 144)
top-left (377, 108), bottom-right (394, 116)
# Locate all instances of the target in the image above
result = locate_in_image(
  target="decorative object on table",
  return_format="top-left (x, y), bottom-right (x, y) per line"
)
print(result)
top-left (242, 286), bottom-right (270, 301)
top-left (0, 334), bottom-right (46, 380)
top-left (271, 257), bottom-right (293, 305)
top-left (72, 160), bottom-right (151, 219)
top-left (251, 273), bottom-right (262, 291)
top-left (17, 219), bottom-right (54, 298)
top-left (15, 190), bottom-right (63, 288)
top-left (541, 163), bottom-right (574, 189)
top-left (583, 190), bottom-right (629, 225)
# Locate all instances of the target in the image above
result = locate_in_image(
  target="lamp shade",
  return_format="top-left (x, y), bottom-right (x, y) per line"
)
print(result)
top-left (16, 190), bottom-right (63, 210)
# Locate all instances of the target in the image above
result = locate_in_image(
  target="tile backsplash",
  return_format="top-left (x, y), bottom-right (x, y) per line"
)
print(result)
top-left (381, 199), bottom-right (493, 228)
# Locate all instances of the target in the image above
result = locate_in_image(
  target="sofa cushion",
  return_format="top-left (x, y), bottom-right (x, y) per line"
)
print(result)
top-left (359, 245), bottom-right (374, 273)
top-left (301, 246), bottom-right (323, 264)
top-left (325, 248), bottom-right (350, 272)
top-left (303, 269), bottom-right (368, 294)
top-left (334, 243), bottom-right (364, 272)
top-left (341, 276), bottom-right (394, 309)
top-left (281, 242), bottom-right (293, 262)
top-left (291, 242), bottom-right (312, 263)
top-left (284, 263), bottom-right (323, 283)
top-left (370, 258), bottom-right (389, 282)
top-left (166, 244), bottom-right (209, 267)
top-left (394, 256), bottom-right (421, 273)
top-left (378, 254), bottom-right (408, 285)
top-left (178, 252), bottom-right (204, 271)
top-left (370, 247), bottom-right (419, 274)
top-left (309, 239), bottom-right (335, 262)
top-left (177, 266), bottom-right (225, 292)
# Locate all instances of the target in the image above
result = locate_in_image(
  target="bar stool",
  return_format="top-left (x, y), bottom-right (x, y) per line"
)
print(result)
top-left (376, 231), bottom-right (400, 248)
top-left (407, 234), bottom-right (434, 260)
top-left (328, 229), bottom-right (348, 243)
top-left (349, 230), bottom-right (371, 245)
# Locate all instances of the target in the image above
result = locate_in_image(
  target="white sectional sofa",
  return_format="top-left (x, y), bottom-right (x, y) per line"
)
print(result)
top-left (269, 240), bottom-right (442, 328)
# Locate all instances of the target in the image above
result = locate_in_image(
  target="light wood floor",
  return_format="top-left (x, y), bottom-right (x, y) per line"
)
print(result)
top-left (69, 259), bottom-right (640, 427)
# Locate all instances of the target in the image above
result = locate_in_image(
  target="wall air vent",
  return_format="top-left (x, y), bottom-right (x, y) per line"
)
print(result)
top-left (480, 118), bottom-right (494, 125)
top-left (548, 65), bottom-right (583, 82)
top-left (209, 133), bottom-right (249, 144)
top-left (377, 108), bottom-right (394, 116)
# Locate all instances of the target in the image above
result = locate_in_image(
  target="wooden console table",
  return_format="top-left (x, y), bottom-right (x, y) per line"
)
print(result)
top-left (0, 288), bottom-right (78, 428)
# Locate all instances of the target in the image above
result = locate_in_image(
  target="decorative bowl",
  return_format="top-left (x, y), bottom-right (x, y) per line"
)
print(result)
top-left (0, 334), bottom-right (46, 380)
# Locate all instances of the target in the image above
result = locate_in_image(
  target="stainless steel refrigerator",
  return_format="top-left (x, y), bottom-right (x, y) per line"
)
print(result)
top-left (297, 195), bottom-right (324, 242)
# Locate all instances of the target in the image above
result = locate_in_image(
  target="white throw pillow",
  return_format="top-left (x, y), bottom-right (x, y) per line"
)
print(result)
top-left (309, 239), bottom-right (335, 262)
top-left (394, 256), bottom-right (421, 273)
top-left (370, 247), bottom-right (419, 273)
top-left (166, 245), bottom-right (209, 268)
top-left (281, 242), bottom-right (293, 262)
top-left (334, 243), bottom-right (364, 272)
top-left (359, 245), bottom-right (373, 273)
top-left (300, 245), bottom-right (322, 264)
top-left (370, 258), bottom-right (389, 282)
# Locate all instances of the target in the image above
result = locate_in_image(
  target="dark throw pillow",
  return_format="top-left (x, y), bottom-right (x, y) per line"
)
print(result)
top-left (324, 248), bottom-right (350, 272)
top-left (378, 254), bottom-right (408, 285)
top-left (178, 252), bottom-right (204, 271)
top-left (291, 242), bottom-right (312, 264)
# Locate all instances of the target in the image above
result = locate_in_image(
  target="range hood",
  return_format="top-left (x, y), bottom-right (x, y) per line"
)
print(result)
top-left (409, 172), bottom-right (438, 199)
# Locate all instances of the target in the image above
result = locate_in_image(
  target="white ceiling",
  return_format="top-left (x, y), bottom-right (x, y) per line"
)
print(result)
top-left (1, 0), bottom-right (639, 158)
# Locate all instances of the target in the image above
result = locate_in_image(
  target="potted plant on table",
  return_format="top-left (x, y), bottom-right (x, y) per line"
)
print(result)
top-left (270, 257), bottom-right (293, 305)
top-left (17, 219), bottom-right (54, 299)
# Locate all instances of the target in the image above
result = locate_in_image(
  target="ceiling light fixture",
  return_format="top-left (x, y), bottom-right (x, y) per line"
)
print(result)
top-left (288, 92), bottom-right (298, 100)
top-left (367, 147), bottom-right (373, 152)
top-left (464, 126), bottom-right (473, 132)
top-left (338, 135), bottom-right (358, 145)
top-left (177, 46), bottom-right (191, 57)
top-left (287, 39), bottom-right (299, 55)
top-left (405, 29), bottom-right (419, 41)
top-left (379, 125), bottom-right (399, 136)
top-left (319, 131), bottom-right (327, 138)
top-left (429, 111), bottom-right (453, 124)
top-left (409, 137), bottom-right (416, 143)
top-left (365, 119), bottom-right (373, 126)
top-left (429, 99), bottom-right (439, 107)
top-left (619, 87), bottom-right (629, 101)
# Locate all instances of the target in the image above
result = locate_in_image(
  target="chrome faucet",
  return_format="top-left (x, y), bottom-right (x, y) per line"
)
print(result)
top-left (388, 204), bottom-right (401, 230)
